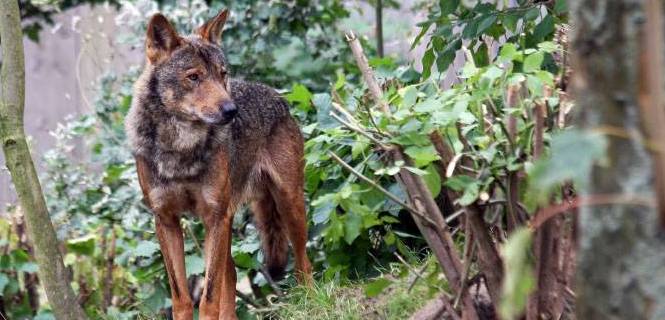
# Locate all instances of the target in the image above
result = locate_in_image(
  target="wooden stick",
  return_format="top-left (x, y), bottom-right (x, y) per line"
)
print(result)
top-left (328, 151), bottom-right (437, 226)
top-left (329, 112), bottom-right (388, 148)
top-left (345, 31), bottom-right (390, 114)
top-left (638, 0), bottom-right (665, 227)
top-left (529, 194), bottom-right (656, 230)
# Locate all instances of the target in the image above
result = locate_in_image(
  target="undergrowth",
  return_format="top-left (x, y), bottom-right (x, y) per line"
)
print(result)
top-left (270, 256), bottom-right (441, 320)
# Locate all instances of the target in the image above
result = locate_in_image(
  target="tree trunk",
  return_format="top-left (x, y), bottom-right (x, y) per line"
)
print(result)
top-left (0, 1), bottom-right (87, 319)
top-left (571, 0), bottom-right (665, 318)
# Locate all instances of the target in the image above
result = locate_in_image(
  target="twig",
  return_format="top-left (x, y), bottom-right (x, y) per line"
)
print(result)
top-left (331, 102), bottom-right (360, 127)
top-left (445, 209), bottom-right (466, 225)
top-left (529, 194), bottom-right (656, 230)
top-left (453, 244), bottom-right (476, 309)
top-left (485, 95), bottom-right (515, 150)
top-left (184, 222), bottom-right (203, 255)
top-left (441, 295), bottom-right (463, 320)
top-left (394, 252), bottom-right (424, 282)
top-left (236, 289), bottom-right (262, 309)
top-left (345, 31), bottom-right (390, 113)
top-left (408, 259), bottom-right (431, 293)
top-left (259, 267), bottom-right (284, 298)
top-left (328, 151), bottom-right (437, 227)
top-left (329, 112), bottom-right (388, 148)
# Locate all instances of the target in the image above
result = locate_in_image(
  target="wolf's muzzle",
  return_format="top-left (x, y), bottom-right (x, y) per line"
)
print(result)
top-left (221, 101), bottom-right (237, 120)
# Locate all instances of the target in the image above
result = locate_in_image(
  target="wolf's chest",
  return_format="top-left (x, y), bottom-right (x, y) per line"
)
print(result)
top-left (150, 121), bottom-right (227, 180)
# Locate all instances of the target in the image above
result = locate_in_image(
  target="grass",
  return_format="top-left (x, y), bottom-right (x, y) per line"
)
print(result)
top-left (266, 256), bottom-right (445, 320)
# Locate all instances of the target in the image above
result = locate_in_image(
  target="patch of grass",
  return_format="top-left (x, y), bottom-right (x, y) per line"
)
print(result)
top-left (268, 256), bottom-right (445, 320)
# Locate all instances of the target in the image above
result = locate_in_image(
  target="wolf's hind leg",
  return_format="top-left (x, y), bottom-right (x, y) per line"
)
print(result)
top-left (263, 120), bottom-right (312, 285)
top-left (251, 189), bottom-right (289, 280)
top-left (268, 183), bottom-right (312, 285)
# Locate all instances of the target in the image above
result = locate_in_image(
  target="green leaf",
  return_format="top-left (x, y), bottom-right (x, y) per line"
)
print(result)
top-left (527, 130), bottom-right (607, 207)
top-left (344, 212), bottom-right (363, 244)
top-left (477, 15), bottom-right (497, 36)
top-left (500, 228), bottom-right (535, 320)
top-left (532, 15), bottom-right (555, 42)
top-left (234, 252), bottom-right (259, 270)
top-left (422, 48), bottom-right (435, 79)
top-left (411, 22), bottom-right (433, 50)
top-left (401, 86), bottom-right (419, 109)
top-left (440, 0), bottom-right (460, 15)
top-left (365, 277), bottom-right (392, 298)
top-left (0, 274), bottom-right (8, 296)
top-left (185, 255), bottom-right (205, 277)
top-left (458, 181), bottom-right (480, 206)
top-left (414, 98), bottom-right (440, 113)
top-left (481, 66), bottom-right (503, 88)
top-left (423, 165), bottom-right (442, 198)
top-left (313, 93), bottom-right (338, 130)
top-left (499, 43), bottom-right (520, 61)
top-left (66, 234), bottom-right (96, 256)
top-left (135, 240), bottom-right (160, 258)
top-left (462, 18), bottom-right (479, 39)
top-left (523, 52), bottom-right (544, 73)
top-left (526, 74), bottom-right (544, 96)
top-left (404, 145), bottom-right (441, 167)
top-left (554, 0), bottom-right (568, 15)
top-left (501, 13), bottom-right (520, 32)
top-left (444, 175), bottom-right (476, 191)
top-left (286, 84), bottom-right (313, 111)
top-left (473, 43), bottom-right (489, 67)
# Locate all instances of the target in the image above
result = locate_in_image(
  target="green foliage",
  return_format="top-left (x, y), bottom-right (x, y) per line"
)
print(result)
top-left (500, 228), bottom-right (535, 320)
top-left (414, 0), bottom-right (567, 79)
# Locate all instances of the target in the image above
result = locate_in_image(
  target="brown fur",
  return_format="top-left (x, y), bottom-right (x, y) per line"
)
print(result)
top-left (125, 10), bottom-right (312, 320)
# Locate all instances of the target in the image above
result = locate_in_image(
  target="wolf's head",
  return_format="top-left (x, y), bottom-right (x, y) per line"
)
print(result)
top-left (144, 10), bottom-right (236, 125)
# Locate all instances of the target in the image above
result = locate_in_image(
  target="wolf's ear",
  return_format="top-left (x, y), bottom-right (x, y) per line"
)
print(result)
top-left (145, 13), bottom-right (181, 63)
top-left (196, 9), bottom-right (229, 45)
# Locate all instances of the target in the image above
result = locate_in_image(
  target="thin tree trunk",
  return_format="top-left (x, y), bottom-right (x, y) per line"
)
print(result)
top-left (0, 1), bottom-right (87, 319)
top-left (375, 0), bottom-right (384, 57)
top-left (528, 99), bottom-right (565, 320)
top-left (571, 0), bottom-right (665, 318)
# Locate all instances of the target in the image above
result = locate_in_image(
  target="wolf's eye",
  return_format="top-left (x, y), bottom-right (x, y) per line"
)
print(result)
top-left (187, 73), bottom-right (200, 82)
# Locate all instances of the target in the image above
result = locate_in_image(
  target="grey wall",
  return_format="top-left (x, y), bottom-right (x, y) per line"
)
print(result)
top-left (0, 5), bottom-right (141, 211)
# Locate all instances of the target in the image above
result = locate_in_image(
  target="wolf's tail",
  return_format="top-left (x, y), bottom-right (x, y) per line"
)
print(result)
top-left (251, 195), bottom-right (289, 280)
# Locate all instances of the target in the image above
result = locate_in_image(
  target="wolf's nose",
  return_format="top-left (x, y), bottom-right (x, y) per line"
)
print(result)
top-left (221, 101), bottom-right (237, 119)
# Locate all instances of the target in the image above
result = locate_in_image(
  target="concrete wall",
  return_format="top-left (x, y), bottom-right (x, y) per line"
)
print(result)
top-left (0, 5), bottom-right (141, 210)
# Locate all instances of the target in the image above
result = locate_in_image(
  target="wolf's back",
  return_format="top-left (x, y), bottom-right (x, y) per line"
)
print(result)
top-left (228, 79), bottom-right (292, 139)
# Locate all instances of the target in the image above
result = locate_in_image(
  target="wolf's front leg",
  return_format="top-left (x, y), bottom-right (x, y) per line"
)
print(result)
top-left (155, 214), bottom-right (193, 320)
top-left (199, 213), bottom-right (237, 320)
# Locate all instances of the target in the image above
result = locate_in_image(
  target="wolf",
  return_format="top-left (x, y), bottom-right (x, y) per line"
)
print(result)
top-left (124, 9), bottom-right (312, 320)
